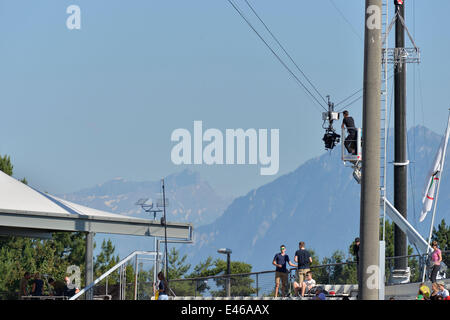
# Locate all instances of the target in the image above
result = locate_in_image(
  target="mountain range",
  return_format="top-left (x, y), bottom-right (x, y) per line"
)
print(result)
top-left (59, 169), bottom-right (233, 258)
top-left (61, 125), bottom-right (449, 273)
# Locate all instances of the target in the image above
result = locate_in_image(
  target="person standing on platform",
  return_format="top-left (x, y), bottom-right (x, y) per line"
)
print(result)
top-left (31, 272), bottom-right (44, 297)
top-left (341, 110), bottom-right (357, 155)
top-left (157, 271), bottom-right (169, 300)
top-left (18, 272), bottom-right (31, 299)
top-left (430, 241), bottom-right (442, 283)
top-left (352, 237), bottom-right (361, 281)
top-left (272, 245), bottom-right (296, 298)
top-left (294, 242), bottom-right (312, 286)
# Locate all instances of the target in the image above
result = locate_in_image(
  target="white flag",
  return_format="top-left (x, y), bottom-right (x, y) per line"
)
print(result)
top-left (420, 122), bottom-right (450, 222)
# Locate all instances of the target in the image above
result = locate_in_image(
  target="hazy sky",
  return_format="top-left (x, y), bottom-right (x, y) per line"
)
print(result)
top-left (0, 0), bottom-right (448, 197)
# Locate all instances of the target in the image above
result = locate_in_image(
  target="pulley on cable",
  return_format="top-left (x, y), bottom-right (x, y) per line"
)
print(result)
top-left (322, 96), bottom-right (341, 151)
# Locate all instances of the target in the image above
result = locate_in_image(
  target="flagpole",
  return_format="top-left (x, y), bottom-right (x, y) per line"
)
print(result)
top-left (422, 109), bottom-right (450, 282)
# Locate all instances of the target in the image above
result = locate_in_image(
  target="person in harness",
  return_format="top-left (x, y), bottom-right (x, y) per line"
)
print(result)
top-left (341, 110), bottom-right (357, 155)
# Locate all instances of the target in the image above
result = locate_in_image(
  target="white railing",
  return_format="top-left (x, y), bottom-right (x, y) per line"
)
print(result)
top-left (70, 250), bottom-right (160, 300)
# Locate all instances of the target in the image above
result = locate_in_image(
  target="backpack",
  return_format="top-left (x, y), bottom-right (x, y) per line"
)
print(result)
top-left (310, 286), bottom-right (328, 295)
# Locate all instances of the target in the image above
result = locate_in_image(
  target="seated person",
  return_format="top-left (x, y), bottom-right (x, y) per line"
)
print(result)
top-left (64, 276), bottom-right (80, 297)
top-left (300, 271), bottom-right (316, 297)
top-left (416, 283), bottom-right (430, 300)
top-left (48, 278), bottom-right (66, 296)
top-left (314, 287), bottom-right (326, 300)
top-left (437, 281), bottom-right (449, 299)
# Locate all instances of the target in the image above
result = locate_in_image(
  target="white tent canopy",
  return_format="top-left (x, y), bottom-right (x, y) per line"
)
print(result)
top-left (0, 170), bottom-right (192, 239)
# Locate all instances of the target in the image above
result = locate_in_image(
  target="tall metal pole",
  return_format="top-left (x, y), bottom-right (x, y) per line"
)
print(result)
top-left (226, 253), bottom-right (231, 297)
top-left (162, 179), bottom-right (169, 281)
top-left (154, 237), bottom-right (158, 287)
top-left (85, 232), bottom-right (94, 300)
top-left (360, 0), bottom-right (382, 300)
top-left (393, 0), bottom-right (408, 272)
top-left (134, 255), bottom-right (139, 300)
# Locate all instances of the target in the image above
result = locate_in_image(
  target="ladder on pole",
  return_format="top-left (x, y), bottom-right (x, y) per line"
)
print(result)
top-left (380, 0), bottom-right (389, 241)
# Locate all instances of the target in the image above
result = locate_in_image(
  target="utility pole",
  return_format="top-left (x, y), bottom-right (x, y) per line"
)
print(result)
top-left (360, 0), bottom-right (382, 300)
top-left (162, 179), bottom-right (169, 282)
top-left (393, 0), bottom-right (408, 273)
top-left (85, 232), bottom-right (94, 300)
top-left (218, 248), bottom-right (232, 297)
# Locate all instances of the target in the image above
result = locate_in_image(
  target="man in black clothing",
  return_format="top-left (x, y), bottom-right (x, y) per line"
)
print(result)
top-left (295, 241), bottom-right (313, 285)
top-left (273, 245), bottom-right (297, 298)
top-left (352, 237), bottom-right (360, 282)
top-left (341, 110), bottom-right (357, 155)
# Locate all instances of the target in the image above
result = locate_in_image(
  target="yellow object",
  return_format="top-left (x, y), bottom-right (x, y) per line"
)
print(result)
top-left (155, 291), bottom-right (159, 300)
top-left (419, 285), bottom-right (430, 298)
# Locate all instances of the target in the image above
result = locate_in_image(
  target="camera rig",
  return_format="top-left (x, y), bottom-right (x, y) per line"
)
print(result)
top-left (322, 96), bottom-right (340, 150)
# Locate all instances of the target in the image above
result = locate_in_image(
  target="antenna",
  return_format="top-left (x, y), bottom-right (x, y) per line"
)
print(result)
top-left (135, 193), bottom-right (168, 220)
top-left (135, 198), bottom-right (149, 206)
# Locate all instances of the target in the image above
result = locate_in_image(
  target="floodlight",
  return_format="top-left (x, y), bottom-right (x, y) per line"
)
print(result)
top-left (217, 248), bottom-right (232, 255)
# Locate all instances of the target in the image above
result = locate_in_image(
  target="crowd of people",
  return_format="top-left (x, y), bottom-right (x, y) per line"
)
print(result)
top-left (272, 242), bottom-right (327, 300)
top-left (415, 240), bottom-right (449, 301)
top-left (19, 272), bottom-right (80, 299)
top-left (416, 281), bottom-right (449, 300)
top-left (273, 239), bottom-right (449, 301)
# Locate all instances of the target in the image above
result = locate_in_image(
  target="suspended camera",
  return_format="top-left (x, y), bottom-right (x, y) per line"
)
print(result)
top-left (322, 97), bottom-right (341, 150)
top-left (323, 128), bottom-right (340, 150)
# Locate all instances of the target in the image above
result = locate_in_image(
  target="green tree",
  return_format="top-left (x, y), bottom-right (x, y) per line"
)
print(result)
top-left (210, 259), bottom-right (255, 297)
top-left (432, 219), bottom-right (450, 266)
top-left (165, 247), bottom-right (193, 296)
top-left (136, 265), bottom-right (154, 299)
top-left (0, 155), bottom-right (13, 176)
top-left (307, 248), bottom-right (330, 284)
top-left (94, 239), bottom-right (119, 278)
top-left (167, 247), bottom-right (191, 280)
top-left (185, 256), bottom-right (216, 296)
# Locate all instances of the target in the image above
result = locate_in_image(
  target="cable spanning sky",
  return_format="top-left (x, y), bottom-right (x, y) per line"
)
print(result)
top-left (0, 0), bottom-right (448, 197)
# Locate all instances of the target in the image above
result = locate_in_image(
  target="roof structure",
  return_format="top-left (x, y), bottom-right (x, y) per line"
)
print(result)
top-left (0, 170), bottom-right (192, 239)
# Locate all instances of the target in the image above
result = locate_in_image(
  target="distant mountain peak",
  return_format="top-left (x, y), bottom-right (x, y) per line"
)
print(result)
top-left (166, 168), bottom-right (202, 188)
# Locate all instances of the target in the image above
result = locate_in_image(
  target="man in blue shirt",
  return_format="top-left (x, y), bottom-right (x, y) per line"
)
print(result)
top-left (295, 241), bottom-right (313, 286)
top-left (272, 245), bottom-right (297, 298)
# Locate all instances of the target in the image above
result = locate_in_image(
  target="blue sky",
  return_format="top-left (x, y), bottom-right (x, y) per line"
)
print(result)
top-left (0, 0), bottom-right (449, 197)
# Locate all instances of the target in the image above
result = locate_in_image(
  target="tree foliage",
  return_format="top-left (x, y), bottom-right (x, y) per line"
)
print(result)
top-left (432, 219), bottom-right (450, 266)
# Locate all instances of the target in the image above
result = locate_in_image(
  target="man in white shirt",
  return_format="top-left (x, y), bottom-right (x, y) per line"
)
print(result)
top-left (300, 271), bottom-right (316, 297)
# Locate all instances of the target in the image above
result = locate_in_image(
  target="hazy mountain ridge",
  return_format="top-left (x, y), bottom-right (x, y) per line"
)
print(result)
top-left (60, 169), bottom-right (233, 227)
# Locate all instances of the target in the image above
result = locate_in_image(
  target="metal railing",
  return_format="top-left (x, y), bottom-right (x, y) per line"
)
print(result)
top-left (70, 250), bottom-right (161, 300)
top-left (21, 296), bottom-right (69, 300)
